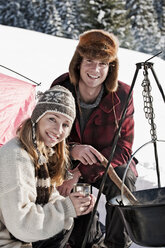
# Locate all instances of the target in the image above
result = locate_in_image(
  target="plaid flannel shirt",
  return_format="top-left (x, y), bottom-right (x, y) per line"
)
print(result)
top-left (51, 73), bottom-right (138, 182)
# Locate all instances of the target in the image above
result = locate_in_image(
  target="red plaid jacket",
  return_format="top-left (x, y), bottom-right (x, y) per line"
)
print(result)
top-left (51, 73), bottom-right (138, 183)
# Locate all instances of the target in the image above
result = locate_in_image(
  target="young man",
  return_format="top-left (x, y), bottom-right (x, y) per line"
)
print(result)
top-left (51, 29), bottom-right (138, 248)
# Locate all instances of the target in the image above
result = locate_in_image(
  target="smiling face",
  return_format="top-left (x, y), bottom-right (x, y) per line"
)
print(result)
top-left (79, 57), bottom-right (109, 90)
top-left (37, 112), bottom-right (72, 148)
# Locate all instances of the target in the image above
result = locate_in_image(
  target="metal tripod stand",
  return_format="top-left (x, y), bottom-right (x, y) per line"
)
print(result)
top-left (81, 54), bottom-right (165, 248)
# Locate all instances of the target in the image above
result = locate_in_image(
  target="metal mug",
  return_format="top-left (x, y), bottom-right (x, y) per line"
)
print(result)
top-left (73, 183), bottom-right (91, 196)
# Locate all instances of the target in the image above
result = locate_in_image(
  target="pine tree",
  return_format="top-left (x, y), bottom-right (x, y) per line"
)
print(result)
top-left (126, 0), bottom-right (161, 56)
top-left (0, 0), bottom-right (63, 35)
top-left (76, 0), bottom-right (104, 33)
top-left (99, 0), bottom-right (134, 49)
top-left (54, 0), bottom-right (80, 39)
top-left (74, 0), bottom-right (134, 49)
top-left (153, 0), bottom-right (165, 59)
top-left (25, 0), bottom-right (62, 35)
top-left (0, 1), bottom-right (26, 27)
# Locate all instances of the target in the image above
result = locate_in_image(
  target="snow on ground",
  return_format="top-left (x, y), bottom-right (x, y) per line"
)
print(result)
top-left (0, 25), bottom-right (165, 247)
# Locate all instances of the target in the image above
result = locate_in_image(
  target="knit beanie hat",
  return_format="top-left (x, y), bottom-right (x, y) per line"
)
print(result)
top-left (69, 29), bottom-right (119, 92)
top-left (31, 85), bottom-right (76, 124)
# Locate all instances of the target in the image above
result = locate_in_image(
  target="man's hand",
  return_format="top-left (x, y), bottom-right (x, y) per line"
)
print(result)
top-left (70, 144), bottom-right (104, 165)
top-left (57, 167), bottom-right (81, 197)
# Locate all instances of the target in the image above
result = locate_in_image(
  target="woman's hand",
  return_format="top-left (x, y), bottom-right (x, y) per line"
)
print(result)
top-left (57, 167), bottom-right (81, 197)
top-left (70, 144), bottom-right (104, 165)
top-left (69, 192), bottom-right (95, 216)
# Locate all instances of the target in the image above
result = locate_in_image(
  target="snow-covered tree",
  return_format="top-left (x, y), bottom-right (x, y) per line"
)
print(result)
top-left (153, 0), bottom-right (165, 58)
top-left (0, 0), bottom-right (62, 35)
top-left (98, 0), bottom-right (134, 49)
top-left (54, 0), bottom-right (80, 39)
top-left (126, 0), bottom-right (161, 56)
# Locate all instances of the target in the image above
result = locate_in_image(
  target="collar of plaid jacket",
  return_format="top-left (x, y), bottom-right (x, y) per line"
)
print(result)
top-left (99, 91), bottom-right (120, 113)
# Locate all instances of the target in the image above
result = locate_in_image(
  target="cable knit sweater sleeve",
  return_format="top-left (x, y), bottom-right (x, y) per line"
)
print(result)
top-left (0, 138), bottom-right (77, 243)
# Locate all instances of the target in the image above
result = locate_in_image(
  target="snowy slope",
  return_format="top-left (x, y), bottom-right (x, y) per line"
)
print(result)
top-left (0, 24), bottom-right (165, 188)
top-left (1, 24), bottom-right (165, 248)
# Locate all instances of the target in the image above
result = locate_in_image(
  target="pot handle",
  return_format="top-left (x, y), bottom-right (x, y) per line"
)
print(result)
top-left (120, 139), bottom-right (165, 204)
top-left (101, 156), bottom-right (139, 205)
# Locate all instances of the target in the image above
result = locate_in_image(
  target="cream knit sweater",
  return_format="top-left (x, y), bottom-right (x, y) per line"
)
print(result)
top-left (0, 138), bottom-right (76, 248)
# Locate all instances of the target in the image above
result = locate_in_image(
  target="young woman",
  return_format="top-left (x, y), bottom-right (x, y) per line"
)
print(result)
top-left (0, 85), bottom-right (95, 248)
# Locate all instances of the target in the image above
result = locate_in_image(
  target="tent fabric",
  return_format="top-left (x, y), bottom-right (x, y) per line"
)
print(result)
top-left (0, 73), bottom-right (36, 147)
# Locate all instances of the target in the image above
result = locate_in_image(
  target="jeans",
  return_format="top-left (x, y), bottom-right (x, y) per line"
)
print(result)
top-left (32, 228), bottom-right (73, 248)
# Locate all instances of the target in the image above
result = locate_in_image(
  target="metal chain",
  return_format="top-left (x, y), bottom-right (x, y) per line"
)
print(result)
top-left (141, 65), bottom-right (157, 141)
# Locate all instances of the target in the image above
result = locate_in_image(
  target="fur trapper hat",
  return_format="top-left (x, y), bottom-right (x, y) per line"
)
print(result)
top-left (69, 29), bottom-right (119, 92)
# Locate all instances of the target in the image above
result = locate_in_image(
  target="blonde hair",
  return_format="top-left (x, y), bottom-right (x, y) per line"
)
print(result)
top-left (17, 118), bottom-right (70, 186)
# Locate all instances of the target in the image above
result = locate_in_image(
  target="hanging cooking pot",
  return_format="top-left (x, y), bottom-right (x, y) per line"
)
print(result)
top-left (108, 140), bottom-right (165, 247)
top-left (109, 187), bottom-right (165, 247)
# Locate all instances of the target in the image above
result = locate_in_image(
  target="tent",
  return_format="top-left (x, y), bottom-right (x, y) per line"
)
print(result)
top-left (0, 73), bottom-right (36, 146)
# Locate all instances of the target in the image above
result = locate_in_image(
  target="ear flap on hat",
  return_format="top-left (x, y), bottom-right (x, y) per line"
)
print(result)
top-left (105, 58), bottom-right (119, 92)
top-left (69, 51), bottom-right (82, 86)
